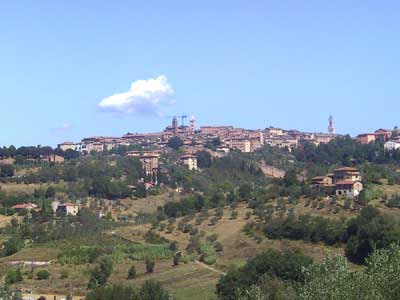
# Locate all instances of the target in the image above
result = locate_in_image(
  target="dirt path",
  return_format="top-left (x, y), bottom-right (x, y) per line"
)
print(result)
top-left (194, 260), bottom-right (226, 276)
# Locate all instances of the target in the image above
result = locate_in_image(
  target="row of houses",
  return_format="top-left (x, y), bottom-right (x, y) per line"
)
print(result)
top-left (357, 128), bottom-right (400, 144)
top-left (58, 116), bottom-right (339, 156)
top-left (12, 202), bottom-right (79, 216)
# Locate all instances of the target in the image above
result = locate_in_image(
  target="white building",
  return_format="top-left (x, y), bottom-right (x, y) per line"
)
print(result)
top-left (180, 155), bottom-right (198, 171)
top-left (58, 142), bottom-right (82, 152)
top-left (384, 140), bottom-right (400, 151)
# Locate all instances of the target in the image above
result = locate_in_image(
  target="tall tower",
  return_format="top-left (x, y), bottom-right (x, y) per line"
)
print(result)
top-left (189, 116), bottom-right (196, 132)
top-left (172, 116), bottom-right (178, 134)
top-left (328, 115), bottom-right (335, 135)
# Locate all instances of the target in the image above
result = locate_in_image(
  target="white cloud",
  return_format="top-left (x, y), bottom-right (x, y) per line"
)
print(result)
top-left (52, 123), bottom-right (73, 132)
top-left (98, 75), bottom-right (175, 115)
top-left (58, 123), bottom-right (72, 130)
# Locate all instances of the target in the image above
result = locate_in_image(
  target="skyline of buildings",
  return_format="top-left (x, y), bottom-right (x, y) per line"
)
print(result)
top-left (56, 115), bottom-right (400, 156)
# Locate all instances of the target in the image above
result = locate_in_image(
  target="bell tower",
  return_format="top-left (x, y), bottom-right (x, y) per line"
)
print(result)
top-left (328, 115), bottom-right (335, 135)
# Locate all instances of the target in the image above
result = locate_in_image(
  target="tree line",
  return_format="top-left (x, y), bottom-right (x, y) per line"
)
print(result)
top-left (263, 206), bottom-right (400, 263)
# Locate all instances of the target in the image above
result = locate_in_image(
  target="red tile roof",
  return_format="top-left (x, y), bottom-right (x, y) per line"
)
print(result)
top-left (334, 167), bottom-right (360, 172)
top-left (12, 203), bottom-right (37, 209)
top-left (58, 203), bottom-right (78, 207)
top-left (335, 180), bottom-right (360, 185)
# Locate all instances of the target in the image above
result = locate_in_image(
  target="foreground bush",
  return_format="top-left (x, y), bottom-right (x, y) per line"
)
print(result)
top-left (217, 249), bottom-right (312, 300)
top-left (0, 286), bottom-right (23, 300)
top-left (85, 281), bottom-right (171, 300)
top-left (233, 244), bottom-right (400, 300)
top-left (264, 206), bottom-right (400, 263)
top-left (299, 243), bottom-right (400, 300)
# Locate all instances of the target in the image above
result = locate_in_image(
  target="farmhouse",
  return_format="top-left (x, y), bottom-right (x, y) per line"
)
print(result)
top-left (57, 203), bottom-right (79, 216)
top-left (335, 180), bottom-right (363, 197)
top-left (333, 167), bottom-right (362, 182)
top-left (311, 176), bottom-right (333, 186)
top-left (312, 167), bottom-right (363, 198)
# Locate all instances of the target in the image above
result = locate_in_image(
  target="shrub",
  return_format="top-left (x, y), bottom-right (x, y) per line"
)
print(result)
top-left (85, 282), bottom-right (170, 300)
top-left (209, 217), bottom-right (218, 226)
top-left (88, 257), bottom-right (113, 288)
top-left (169, 241), bottom-right (178, 252)
top-left (158, 223), bottom-right (166, 231)
top-left (166, 224), bottom-right (175, 233)
top-left (36, 270), bottom-right (50, 280)
top-left (127, 265), bottom-right (136, 279)
top-left (145, 258), bottom-right (155, 273)
top-left (200, 254), bottom-right (216, 265)
top-left (144, 230), bottom-right (169, 244)
top-left (245, 211), bottom-right (252, 220)
top-left (206, 234), bottom-right (219, 243)
top-left (173, 254), bottom-right (180, 266)
top-left (231, 211), bottom-right (239, 219)
top-left (140, 280), bottom-right (171, 300)
top-left (214, 241), bottom-right (223, 252)
top-left (215, 207), bottom-right (224, 218)
top-left (60, 269), bottom-right (69, 279)
top-left (5, 268), bottom-right (23, 285)
top-left (195, 217), bottom-right (203, 225)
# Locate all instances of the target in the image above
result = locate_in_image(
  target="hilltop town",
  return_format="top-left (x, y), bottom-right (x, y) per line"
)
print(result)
top-left (58, 115), bottom-right (340, 155)
top-left (58, 115), bottom-right (400, 154)
top-left (1, 115), bottom-right (400, 300)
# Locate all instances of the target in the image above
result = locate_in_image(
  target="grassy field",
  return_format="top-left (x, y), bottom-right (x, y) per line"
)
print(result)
top-left (113, 202), bottom-right (346, 270)
top-left (0, 215), bottom-right (17, 228)
top-left (120, 192), bottom-right (181, 214)
top-left (0, 182), bottom-right (60, 194)
top-left (4, 183), bottom-right (400, 299)
top-left (110, 259), bottom-right (219, 300)
top-left (2, 256), bottom-right (219, 300)
top-left (0, 200), bottom-right (346, 299)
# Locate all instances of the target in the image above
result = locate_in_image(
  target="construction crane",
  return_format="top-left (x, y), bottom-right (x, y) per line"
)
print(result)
top-left (167, 115), bottom-right (187, 127)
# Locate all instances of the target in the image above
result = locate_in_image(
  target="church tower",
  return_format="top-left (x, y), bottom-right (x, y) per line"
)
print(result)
top-left (172, 116), bottom-right (178, 135)
top-left (328, 115), bottom-right (335, 135)
top-left (189, 116), bottom-right (196, 132)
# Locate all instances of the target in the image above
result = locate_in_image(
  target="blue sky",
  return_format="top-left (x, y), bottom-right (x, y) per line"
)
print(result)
top-left (1, 1), bottom-right (399, 146)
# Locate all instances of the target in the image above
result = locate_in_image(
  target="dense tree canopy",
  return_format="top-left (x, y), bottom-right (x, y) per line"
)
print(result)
top-left (293, 136), bottom-right (400, 165)
top-left (217, 249), bottom-right (313, 300)
top-left (167, 136), bottom-right (184, 150)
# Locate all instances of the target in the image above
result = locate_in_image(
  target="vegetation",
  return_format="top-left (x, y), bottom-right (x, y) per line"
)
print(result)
top-left (217, 249), bottom-right (313, 300)
top-left (85, 280), bottom-right (171, 300)
top-left (128, 265), bottom-right (136, 279)
top-left (88, 257), bottom-right (113, 289)
top-left (299, 244), bottom-right (400, 300)
top-left (5, 269), bottom-right (23, 285)
top-left (293, 136), bottom-right (400, 165)
top-left (2, 138), bottom-right (400, 299)
top-left (36, 270), bottom-right (50, 280)
top-left (145, 258), bottom-right (155, 273)
top-left (167, 136), bottom-right (184, 150)
top-left (0, 286), bottom-right (23, 300)
top-left (263, 206), bottom-right (400, 263)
